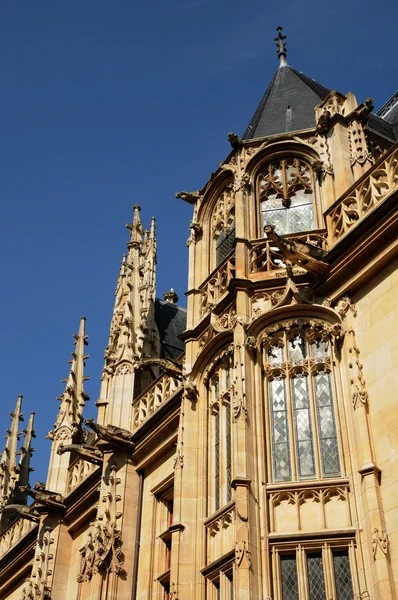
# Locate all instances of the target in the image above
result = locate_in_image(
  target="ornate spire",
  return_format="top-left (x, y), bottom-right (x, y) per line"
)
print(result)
top-left (48, 317), bottom-right (90, 440)
top-left (275, 25), bottom-right (287, 67)
top-left (126, 204), bottom-right (143, 245)
top-left (0, 395), bottom-right (23, 507)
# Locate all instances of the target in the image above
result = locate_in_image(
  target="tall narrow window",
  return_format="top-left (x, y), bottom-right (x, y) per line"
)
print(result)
top-left (265, 325), bottom-right (341, 482)
top-left (208, 354), bottom-right (233, 513)
top-left (281, 555), bottom-right (299, 600)
top-left (307, 553), bottom-right (326, 600)
top-left (333, 551), bottom-right (354, 600)
top-left (257, 158), bottom-right (315, 235)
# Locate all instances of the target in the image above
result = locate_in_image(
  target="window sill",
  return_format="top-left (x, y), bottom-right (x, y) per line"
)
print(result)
top-left (265, 477), bottom-right (349, 492)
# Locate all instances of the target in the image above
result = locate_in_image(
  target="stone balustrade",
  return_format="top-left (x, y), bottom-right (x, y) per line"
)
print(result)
top-left (66, 457), bottom-right (98, 495)
top-left (326, 144), bottom-right (398, 243)
top-left (132, 373), bottom-right (182, 431)
top-left (0, 517), bottom-right (36, 560)
top-left (199, 254), bottom-right (236, 317)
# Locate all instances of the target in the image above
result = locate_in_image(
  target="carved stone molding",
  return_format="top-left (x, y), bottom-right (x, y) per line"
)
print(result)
top-left (31, 527), bottom-right (54, 599)
top-left (174, 424), bottom-right (184, 470)
top-left (232, 345), bottom-right (247, 421)
top-left (211, 306), bottom-right (237, 332)
top-left (372, 528), bottom-right (389, 559)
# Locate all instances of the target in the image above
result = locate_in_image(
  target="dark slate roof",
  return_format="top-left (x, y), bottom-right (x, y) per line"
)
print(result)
top-left (242, 64), bottom-right (331, 140)
top-left (367, 113), bottom-right (396, 140)
top-left (154, 299), bottom-right (186, 360)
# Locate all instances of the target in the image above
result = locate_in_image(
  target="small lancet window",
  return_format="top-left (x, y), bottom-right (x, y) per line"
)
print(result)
top-left (257, 158), bottom-right (315, 235)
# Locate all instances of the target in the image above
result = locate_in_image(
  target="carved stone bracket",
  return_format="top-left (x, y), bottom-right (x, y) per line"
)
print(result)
top-left (372, 528), bottom-right (389, 559)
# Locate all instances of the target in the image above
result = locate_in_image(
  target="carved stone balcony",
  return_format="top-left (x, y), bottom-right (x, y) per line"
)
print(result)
top-left (66, 457), bottom-right (99, 495)
top-left (199, 253), bottom-right (236, 317)
top-left (326, 143), bottom-right (398, 244)
top-left (249, 230), bottom-right (328, 277)
top-left (132, 373), bottom-right (182, 431)
top-left (0, 517), bottom-right (36, 560)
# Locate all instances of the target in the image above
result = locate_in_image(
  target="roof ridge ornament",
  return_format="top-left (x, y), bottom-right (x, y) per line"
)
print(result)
top-left (275, 26), bottom-right (288, 68)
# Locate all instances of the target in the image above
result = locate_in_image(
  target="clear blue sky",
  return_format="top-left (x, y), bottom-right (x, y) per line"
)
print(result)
top-left (1, 0), bottom-right (396, 484)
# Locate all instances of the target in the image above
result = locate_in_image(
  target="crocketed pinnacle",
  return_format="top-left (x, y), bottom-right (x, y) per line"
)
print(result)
top-left (0, 396), bottom-right (23, 507)
top-left (17, 411), bottom-right (36, 492)
top-left (48, 317), bottom-right (90, 439)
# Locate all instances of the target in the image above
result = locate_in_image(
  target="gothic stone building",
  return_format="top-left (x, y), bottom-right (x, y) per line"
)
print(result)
top-left (1, 29), bottom-right (398, 600)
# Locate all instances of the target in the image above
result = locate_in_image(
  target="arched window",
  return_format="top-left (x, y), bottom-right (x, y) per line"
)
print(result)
top-left (207, 354), bottom-right (233, 512)
top-left (263, 324), bottom-right (341, 483)
top-left (257, 158), bottom-right (315, 235)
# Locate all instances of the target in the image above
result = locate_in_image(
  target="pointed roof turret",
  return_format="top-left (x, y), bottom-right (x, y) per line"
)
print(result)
top-left (242, 27), bottom-right (331, 140)
top-left (48, 317), bottom-right (90, 440)
top-left (0, 396), bottom-right (23, 507)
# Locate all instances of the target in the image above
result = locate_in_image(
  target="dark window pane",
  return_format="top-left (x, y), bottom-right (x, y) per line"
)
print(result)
top-left (333, 551), bottom-right (354, 600)
top-left (314, 372), bottom-right (340, 477)
top-left (281, 555), bottom-right (299, 600)
top-left (307, 553), bottom-right (326, 600)
top-left (270, 378), bottom-right (291, 481)
top-left (216, 223), bottom-right (235, 265)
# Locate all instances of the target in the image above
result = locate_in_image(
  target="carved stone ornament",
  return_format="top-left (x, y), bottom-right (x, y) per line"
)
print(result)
top-left (78, 465), bottom-right (124, 582)
top-left (174, 425), bottom-right (184, 470)
top-left (372, 528), bottom-right (389, 559)
top-left (235, 539), bottom-right (251, 568)
top-left (84, 419), bottom-right (135, 451)
top-left (57, 443), bottom-right (103, 466)
top-left (20, 578), bottom-right (35, 600)
top-left (335, 295), bottom-right (357, 319)
top-left (264, 225), bottom-right (328, 276)
top-left (211, 307), bottom-right (237, 332)
top-left (348, 330), bottom-right (368, 409)
top-left (137, 358), bottom-right (183, 378)
top-left (315, 135), bottom-right (334, 177)
top-left (348, 120), bottom-right (372, 166)
top-left (19, 482), bottom-right (65, 512)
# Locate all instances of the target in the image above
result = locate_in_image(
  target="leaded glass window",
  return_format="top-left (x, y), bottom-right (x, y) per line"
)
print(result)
top-left (216, 222), bottom-right (235, 266)
top-left (275, 546), bottom-right (355, 600)
top-left (333, 551), bottom-right (354, 600)
top-left (307, 553), bottom-right (326, 600)
top-left (281, 555), bottom-right (299, 600)
top-left (257, 158), bottom-right (315, 235)
top-left (265, 325), bottom-right (341, 482)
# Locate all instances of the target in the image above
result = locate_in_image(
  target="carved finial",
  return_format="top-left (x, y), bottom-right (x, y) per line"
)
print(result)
top-left (275, 26), bottom-right (287, 67)
top-left (149, 216), bottom-right (156, 240)
top-left (163, 288), bottom-right (179, 304)
top-left (48, 317), bottom-right (90, 440)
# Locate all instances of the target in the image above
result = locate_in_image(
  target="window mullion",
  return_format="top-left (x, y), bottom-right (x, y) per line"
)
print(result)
top-left (322, 542), bottom-right (335, 599)
top-left (286, 372), bottom-right (298, 482)
top-left (296, 545), bottom-right (309, 600)
top-left (272, 547), bottom-right (282, 600)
